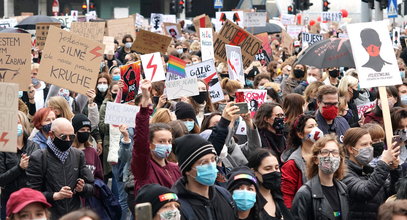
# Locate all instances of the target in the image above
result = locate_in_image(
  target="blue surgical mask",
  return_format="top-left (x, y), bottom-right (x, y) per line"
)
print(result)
top-left (112, 75), bottom-right (121, 81)
top-left (18, 91), bottom-right (23, 98)
top-left (17, 124), bottom-right (23, 137)
top-left (245, 79), bottom-right (254, 87)
top-left (153, 144), bottom-right (172, 158)
top-left (401, 71), bottom-right (405, 79)
top-left (31, 78), bottom-right (39, 86)
top-left (401, 94), bottom-right (407, 105)
top-left (125, 42), bottom-right (132, 49)
top-left (232, 190), bottom-right (257, 211)
top-left (184, 121), bottom-right (195, 132)
top-left (195, 161), bottom-right (218, 186)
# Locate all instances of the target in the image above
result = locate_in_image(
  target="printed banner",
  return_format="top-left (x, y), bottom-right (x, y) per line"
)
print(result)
top-left (0, 83), bottom-right (18, 153)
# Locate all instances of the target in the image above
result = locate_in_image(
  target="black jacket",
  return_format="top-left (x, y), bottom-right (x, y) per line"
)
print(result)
top-left (292, 175), bottom-right (349, 220)
top-left (172, 177), bottom-right (238, 220)
top-left (342, 159), bottom-right (400, 220)
top-left (26, 147), bottom-right (94, 220)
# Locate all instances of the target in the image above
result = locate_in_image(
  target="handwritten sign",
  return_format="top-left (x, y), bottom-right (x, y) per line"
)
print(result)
top-left (193, 14), bottom-right (212, 34)
top-left (120, 61), bottom-right (141, 102)
top-left (140, 52), bottom-right (166, 82)
top-left (106, 17), bottom-right (135, 42)
top-left (103, 36), bottom-right (115, 55)
top-left (357, 101), bottom-right (376, 118)
top-left (35, 23), bottom-right (61, 50)
top-left (0, 33), bottom-right (31, 90)
top-left (185, 59), bottom-right (216, 79)
top-left (286, 25), bottom-right (304, 39)
top-left (132, 30), bottom-right (172, 54)
top-left (0, 83), bottom-right (18, 153)
top-left (165, 77), bottom-right (199, 100)
top-left (302, 32), bottom-right (323, 48)
top-left (134, 13), bottom-right (145, 28)
top-left (244, 12), bottom-right (267, 27)
top-left (208, 74), bottom-right (224, 103)
top-left (213, 19), bottom-right (262, 68)
top-left (105, 102), bottom-right (140, 127)
top-left (237, 89), bottom-right (267, 117)
top-left (38, 26), bottom-right (105, 95)
top-left (321, 12), bottom-right (342, 22)
top-left (200, 28), bottom-right (215, 61)
top-left (226, 45), bottom-right (244, 82)
top-left (163, 23), bottom-right (182, 39)
top-left (70, 22), bottom-right (105, 43)
top-left (53, 16), bottom-right (74, 29)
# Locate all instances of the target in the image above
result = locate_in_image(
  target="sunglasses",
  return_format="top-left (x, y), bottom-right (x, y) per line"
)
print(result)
top-left (53, 132), bottom-right (75, 141)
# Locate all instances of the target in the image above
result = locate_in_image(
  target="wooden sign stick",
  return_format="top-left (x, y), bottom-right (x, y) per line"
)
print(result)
top-left (378, 86), bottom-right (394, 149)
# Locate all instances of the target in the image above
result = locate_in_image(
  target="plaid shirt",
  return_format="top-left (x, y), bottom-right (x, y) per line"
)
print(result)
top-left (47, 138), bottom-right (70, 163)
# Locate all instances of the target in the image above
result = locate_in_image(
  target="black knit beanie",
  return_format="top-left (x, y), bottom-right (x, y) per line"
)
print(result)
top-left (227, 166), bottom-right (259, 191)
top-left (72, 114), bottom-right (91, 133)
top-left (175, 102), bottom-right (198, 124)
top-left (135, 184), bottom-right (179, 217)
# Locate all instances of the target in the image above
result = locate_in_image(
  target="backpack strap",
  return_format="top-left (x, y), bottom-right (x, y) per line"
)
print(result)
top-left (214, 185), bottom-right (236, 210)
top-left (178, 197), bottom-right (198, 220)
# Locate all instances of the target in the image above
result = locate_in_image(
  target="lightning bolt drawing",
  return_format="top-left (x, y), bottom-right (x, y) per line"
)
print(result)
top-left (89, 46), bottom-right (103, 61)
top-left (0, 132), bottom-right (9, 146)
top-left (147, 54), bottom-right (158, 81)
top-left (228, 59), bottom-right (237, 74)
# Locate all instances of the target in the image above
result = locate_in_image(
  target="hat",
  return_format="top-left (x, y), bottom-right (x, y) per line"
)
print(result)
top-left (6, 188), bottom-right (52, 217)
top-left (72, 114), bottom-right (91, 133)
top-left (175, 102), bottom-right (198, 124)
top-left (227, 166), bottom-right (259, 191)
top-left (174, 134), bottom-right (216, 175)
top-left (135, 184), bottom-right (179, 217)
top-left (247, 66), bottom-right (260, 78)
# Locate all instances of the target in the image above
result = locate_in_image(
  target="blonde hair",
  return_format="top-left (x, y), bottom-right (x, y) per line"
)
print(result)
top-left (18, 111), bottom-right (32, 137)
top-left (221, 78), bottom-right (243, 94)
top-left (190, 41), bottom-right (200, 51)
top-left (151, 108), bottom-right (172, 124)
top-left (263, 82), bottom-right (281, 92)
top-left (338, 75), bottom-right (358, 98)
top-left (47, 96), bottom-right (74, 121)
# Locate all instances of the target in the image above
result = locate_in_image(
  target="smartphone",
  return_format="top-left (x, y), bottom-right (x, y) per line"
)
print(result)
top-left (233, 103), bottom-right (249, 114)
top-left (135, 202), bottom-right (152, 220)
top-left (392, 135), bottom-right (403, 147)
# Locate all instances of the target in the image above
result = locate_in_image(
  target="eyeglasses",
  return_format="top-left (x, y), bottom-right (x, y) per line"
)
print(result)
top-left (322, 102), bottom-right (339, 106)
top-left (54, 132), bottom-right (75, 141)
top-left (319, 149), bottom-right (340, 157)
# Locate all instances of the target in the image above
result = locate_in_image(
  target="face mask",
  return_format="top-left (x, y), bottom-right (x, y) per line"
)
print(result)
top-left (159, 209), bottom-right (181, 220)
top-left (401, 71), bottom-right (405, 79)
top-left (318, 156), bottom-right (340, 174)
top-left (177, 49), bottom-right (183, 54)
top-left (97, 84), bottom-right (108, 93)
top-left (184, 121), bottom-right (195, 132)
top-left (245, 79), bottom-right (254, 87)
top-left (372, 142), bottom-right (385, 158)
top-left (218, 103), bottom-right (226, 112)
top-left (261, 171), bottom-right (281, 192)
top-left (352, 89), bottom-right (359, 100)
top-left (31, 78), bottom-right (40, 86)
top-left (307, 76), bottom-right (317, 84)
top-left (293, 69), bottom-right (305, 78)
top-left (194, 161), bottom-right (218, 186)
top-left (220, 73), bottom-right (229, 78)
top-left (42, 123), bottom-right (52, 133)
top-left (192, 91), bottom-right (207, 104)
top-left (112, 74), bottom-right (121, 81)
top-left (52, 136), bottom-right (73, 152)
top-left (401, 94), bottom-right (407, 105)
top-left (232, 190), bottom-right (257, 211)
top-left (328, 69), bottom-right (340, 78)
top-left (354, 146), bottom-right (373, 165)
top-left (272, 117), bottom-right (285, 134)
top-left (153, 144), bottom-right (172, 158)
top-left (396, 129), bottom-right (407, 142)
top-left (306, 127), bottom-right (323, 143)
top-left (125, 42), bottom-right (132, 48)
top-left (77, 131), bottom-right (90, 143)
top-left (111, 93), bottom-right (117, 100)
top-left (17, 124), bottom-right (23, 137)
top-left (321, 105), bottom-right (338, 121)
top-left (152, 96), bottom-right (160, 105)
top-left (18, 91), bottom-right (23, 98)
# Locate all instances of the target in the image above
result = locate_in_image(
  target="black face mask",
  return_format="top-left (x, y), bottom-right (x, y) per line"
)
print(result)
top-left (107, 59), bottom-right (113, 68)
top-left (42, 123), bottom-right (52, 133)
top-left (372, 142), bottom-right (385, 158)
top-left (329, 69), bottom-right (340, 78)
top-left (53, 136), bottom-right (73, 152)
top-left (77, 132), bottom-right (90, 143)
top-left (192, 91), bottom-right (207, 104)
top-left (272, 117), bottom-right (285, 134)
top-left (111, 93), bottom-right (117, 100)
top-left (220, 73), bottom-right (229, 78)
top-left (152, 96), bottom-right (160, 105)
top-left (352, 89), bottom-right (359, 100)
top-left (293, 69), bottom-right (305, 78)
top-left (261, 171), bottom-right (282, 193)
top-left (229, 96), bottom-right (235, 102)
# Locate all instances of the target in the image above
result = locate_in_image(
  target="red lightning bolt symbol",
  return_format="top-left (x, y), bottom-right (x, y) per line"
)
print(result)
top-left (147, 54), bottom-right (158, 81)
top-left (228, 59), bottom-right (237, 74)
top-left (89, 46), bottom-right (103, 61)
top-left (0, 132), bottom-right (9, 146)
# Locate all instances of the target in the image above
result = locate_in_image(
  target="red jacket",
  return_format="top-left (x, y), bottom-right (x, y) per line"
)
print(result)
top-left (131, 107), bottom-right (181, 196)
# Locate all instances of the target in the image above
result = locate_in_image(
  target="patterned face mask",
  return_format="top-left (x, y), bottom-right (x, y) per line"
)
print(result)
top-left (318, 156), bottom-right (340, 174)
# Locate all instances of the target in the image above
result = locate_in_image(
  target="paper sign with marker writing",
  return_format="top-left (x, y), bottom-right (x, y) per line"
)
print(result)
top-left (281, 14), bottom-right (296, 25)
top-left (236, 89), bottom-right (267, 117)
top-left (0, 33), bottom-right (32, 91)
top-left (208, 75), bottom-right (224, 103)
top-left (70, 22), bottom-right (105, 43)
top-left (286, 25), bottom-right (303, 39)
top-left (244, 12), bottom-right (267, 27)
top-left (347, 21), bottom-right (402, 88)
top-left (302, 32), bottom-right (323, 48)
top-left (140, 52), bottom-right (166, 82)
top-left (185, 59), bottom-right (216, 79)
top-left (106, 17), bottom-right (135, 41)
top-left (103, 36), bottom-right (115, 55)
top-left (0, 18), bottom-right (18, 29)
top-left (104, 102), bottom-right (140, 128)
top-left (35, 23), bottom-right (61, 49)
top-left (200, 28), bottom-right (215, 61)
top-left (132, 30), bottom-right (172, 54)
top-left (38, 26), bottom-right (105, 95)
top-left (165, 77), bottom-right (199, 100)
top-left (226, 45), bottom-right (244, 83)
top-left (0, 83), bottom-right (18, 153)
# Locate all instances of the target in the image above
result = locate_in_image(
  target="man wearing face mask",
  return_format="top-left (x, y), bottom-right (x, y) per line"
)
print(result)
top-left (22, 63), bottom-right (49, 112)
top-left (116, 34), bottom-right (134, 64)
top-left (26, 118), bottom-right (94, 220)
top-left (324, 67), bottom-right (340, 87)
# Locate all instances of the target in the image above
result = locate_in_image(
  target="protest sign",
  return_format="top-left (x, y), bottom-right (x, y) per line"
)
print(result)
top-left (53, 16), bottom-right (74, 29)
top-left (357, 101), bottom-right (376, 118)
top-left (163, 15), bottom-right (176, 23)
top-left (244, 12), bottom-right (267, 27)
top-left (393, 27), bottom-right (401, 49)
top-left (165, 77), bottom-right (199, 100)
top-left (348, 20), bottom-right (402, 88)
top-left (105, 102), bottom-right (140, 127)
top-left (216, 11), bottom-right (244, 29)
top-left (286, 25), bottom-right (303, 39)
top-left (21, 12), bottom-right (34, 16)
top-left (35, 23), bottom-right (61, 50)
top-left (226, 45), bottom-right (244, 83)
top-left (114, 8), bottom-right (129, 19)
top-left (200, 28), bottom-right (215, 61)
top-left (255, 33), bottom-right (272, 57)
top-left (85, 11), bottom-right (97, 22)
top-left (213, 19), bottom-right (262, 68)
top-left (163, 23), bottom-right (182, 39)
top-left (193, 14), bottom-right (212, 34)
top-left (0, 33), bottom-right (32, 90)
top-left (255, 49), bottom-right (271, 66)
top-left (38, 26), bottom-right (105, 95)
top-left (120, 61), bottom-right (141, 102)
top-left (0, 18), bottom-right (18, 29)
top-left (140, 52), bottom-right (166, 82)
top-left (281, 14), bottom-right (295, 25)
top-left (134, 13), bottom-right (145, 28)
top-left (150, 13), bottom-right (163, 32)
top-left (321, 12), bottom-right (342, 22)
top-left (236, 119), bottom-right (247, 135)
top-left (167, 55), bottom-right (187, 81)
top-left (0, 83), bottom-right (18, 153)
top-left (106, 17), bottom-right (135, 41)
top-left (71, 10), bottom-right (78, 21)
top-left (236, 89), bottom-right (267, 117)
top-left (70, 22), bottom-right (105, 43)
top-left (185, 59), bottom-right (217, 79)
top-left (207, 73), bottom-right (224, 103)
top-left (131, 30), bottom-right (172, 54)
top-left (103, 36), bottom-right (115, 55)
top-left (302, 32), bottom-right (323, 48)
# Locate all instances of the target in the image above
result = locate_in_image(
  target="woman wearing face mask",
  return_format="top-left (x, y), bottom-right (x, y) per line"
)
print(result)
top-left (324, 67), bottom-right (340, 87)
top-left (364, 86), bottom-right (401, 126)
top-left (94, 74), bottom-right (111, 110)
top-left (391, 107), bottom-right (407, 174)
top-left (254, 103), bottom-right (286, 165)
top-left (46, 96), bottom-right (74, 120)
top-left (247, 149), bottom-right (293, 220)
top-left (342, 128), bottom-right (401, 219)
top-left (281, 64), bottom-right (307, 98)
top-left (0, 112), bottom-right (40, 219)
top-left (396, 82), bottom-right (407, 106)
top-left (109, 66), bottom-right (121, 82)
top-left (361, 123), bottom-right (385, 168)
top-left (280, 114), bottom-right (324, 209)
top-left (338, 75), bottom-right (361, 127)
top-left (116, 34), bottom-right (134, 64)
top-left (175, 102), bottom-right (200, 134)
top-left (31, 108), bottom-right (56, 149)
top-left (188, 80), bottom-right (215, 122)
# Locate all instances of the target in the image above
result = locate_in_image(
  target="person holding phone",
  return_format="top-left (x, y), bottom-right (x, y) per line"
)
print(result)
top-left (342, 128), bottom-right (401, 220)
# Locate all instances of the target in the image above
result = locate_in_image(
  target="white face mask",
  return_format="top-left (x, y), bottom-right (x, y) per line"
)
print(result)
top-left (97, 84), bottom-right (108, 93)
top-left (177, 49), bottom-right (183, 55)
top-left (125, 42), bottom-right (132, 48)
top-left (159, 209), bottom-right (181, 220)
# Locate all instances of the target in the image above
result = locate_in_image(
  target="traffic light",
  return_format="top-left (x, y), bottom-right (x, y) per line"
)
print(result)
top-left (288, 5), bottom-right (294, 14)
top-left (89, 1), bottom-right (95, 10)
top-left (323, 0), bottom-right (330, 11)
top-left (302, 0), bottom-right (313, 10)
top-left (178, 0), bottom-right (185, 13)
top-left (81, 1), bottom-right (87, 14)
top-left (170, 0), bottom-right (178, 14)
top-left (186, 0), bottom-right (192, 13)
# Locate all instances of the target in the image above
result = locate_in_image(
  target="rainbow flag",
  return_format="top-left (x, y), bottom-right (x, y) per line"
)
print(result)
top-left (167, 55), bottom-right (186, 77)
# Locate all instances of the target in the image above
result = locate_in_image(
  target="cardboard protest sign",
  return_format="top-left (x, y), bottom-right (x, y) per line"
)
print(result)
top-left (0, 18), bottom-right (18, 29)
top-left (281, 30), bottom-right (294, 54)
top-left (244, 12), bottom-right (267, 27)
top-left (393, 27), bottom-right (401, 49)
top-left (163, 23), bottom-right (182, 39)
top-left (106, 17), bottom-right (135, 42)
top-left (216, 11), bottom-right (244, 29)
top-left (226, 45), bottom-right (244, 83)
top-left (131, 30), bottom-right (172, 54)
top-left (38, 26), bottom-right (105, 95)
top-left (53, 16), bottom-right (74, 29)
top-left (255, 33), bottom-right (272, 57)
top-left (302, 32), bottom-right (323, 48)
top-left (35, 23), bottom-right (61, 49)
top-left (0, 33), bottom-right (32, 90)
top-left (140, 52), bottom-right (166, 82)
top-left (193, 14), bottom-right (212, 34)
top-left (103, 36), bottom-right (115, 55)
top-left (236, 89), bottom-right (267, 117)
top-left (150, 13), bottom-right (163, 32)
top-left (0, 83), bottom-right (18, 153)
top-left (347, 20), bottom-right (402, 88)
top-left (321, 12), bottom-right (342, 22)
top-left (213, 19), bottom-right (262, 68)
top-left (165, 77), bottom-right (199, 100)
top-left (286, 25), bottom-right (303, 39)
top-left (70, 22), bottom-right (105, 43)
top-left (104, 102), bottom-right (140, 127)
top-left (120, 61), bottom-right (141, 102)
top-left (281, 14), bottom-right (296, 25)
top-left (200, 28), bottom-right (215, 61)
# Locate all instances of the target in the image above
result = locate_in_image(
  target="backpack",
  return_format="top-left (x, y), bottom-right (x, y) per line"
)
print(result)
top-left (85, 179), bottom-right (122, 220)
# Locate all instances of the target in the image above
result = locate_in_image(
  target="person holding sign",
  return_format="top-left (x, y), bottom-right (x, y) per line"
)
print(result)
top-left (116, 35), bottom-right (134, 64)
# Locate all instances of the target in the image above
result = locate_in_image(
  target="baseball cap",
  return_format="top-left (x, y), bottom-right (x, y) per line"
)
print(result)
top-left (6, 188), bottom-right (52, 217)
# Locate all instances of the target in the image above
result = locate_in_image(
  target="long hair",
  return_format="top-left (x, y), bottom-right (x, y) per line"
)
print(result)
top-left (287, 114), bottom-right (316, 149)
top-left (17, 111), bottom-right (32, 139)
top-left (254, 103), bottom-right (281, 130)
top-left (47, 96), bottom-right (74, 121)
top-left (283, 93), bottom-right (305, 126)
top-left (342, 127), bottom-right (370, 156)
top-left (200, 112), bottom-right (221, 132)
top-left (150, 108), bottom-right (172, 124)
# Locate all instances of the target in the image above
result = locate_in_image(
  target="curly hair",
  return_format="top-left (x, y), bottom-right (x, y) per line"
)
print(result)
top-left (287, 114), bottom-right (316, 149)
